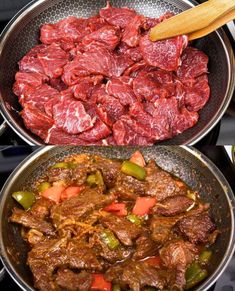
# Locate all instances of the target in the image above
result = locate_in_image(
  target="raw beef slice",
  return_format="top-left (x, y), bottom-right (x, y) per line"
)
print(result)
top-left (53, 97), bottom-right (95, 134)
top-left (177, 47), bottom-right (209, 80)
top-left (100, 4), bottom-right (137, 28)
top-left (139, 34), bottom-right (188, 71)
top-left (106, 77), bottom-right (138, 105)
top-left (37, 43), bottom-right (69, 79)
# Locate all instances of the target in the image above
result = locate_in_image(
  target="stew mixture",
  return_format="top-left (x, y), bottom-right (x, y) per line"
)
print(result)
top-left (10, 151), bottom-right (218, 290)
top-left (13, 3), bottom-right (210, 145)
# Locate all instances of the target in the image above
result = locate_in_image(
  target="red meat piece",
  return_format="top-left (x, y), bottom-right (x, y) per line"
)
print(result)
top-left (129, 102), bottom-right (172, 141)
top-left (44, 125), bottom-right (107, 145)
top-left (106, 76), bottom-right (138, 105)
top-left (139, 34), bottom-right (188, 71)
top-left (22, 84), bottom-right (59, 112)
top-left (49, 78), bottom-right (68, 92)
top-left (117, 43), bottom-right (143, 62)
top-left (53, 96), bottom-right (95, 134)
top-left (171, 107), bottom-right (199, 136)
top-left (100, 4), bottom-right (137, 28)
top-left (133, 70), bottom-right (175, 101)
top-left (95, 89), bottom-right (126, 126)
top-left (21, 104), bottom-right (54, 139)
top-left (148, 98), bottom-right (199, 137)
top-left (102, 135), bottom-right (117, 145)
top-left (19, 44), bottom-right (47, 74)
top-left (81, 25), bottom-right (120, 50)
top-left (113, 118), bottom-right (153, 145)
top-left (177, 47), bottom-right (209, 80)
top-left (122, 14), bottom-right (144, 47)
top-left (123, 60), bottom-right (149, 77)
top-left (40, 16), bottom-right (89, 47)
top-left (44, 88), bottom-right (73, 117)
top-left (183, 74), bottom-right (210, 112)
top-left (87, 15), bottom-right (107, 32)
top-left (13, 72), bottom-right (48, 97)
top-left (79, 119), bottom-right (111, 142)
top-left (143, 12), bottom-right (174, 30)
top-left (129, 99), bottom-right (198, 141)
top-left (117, 114), bottom-right (153, 140)
top-left (69, 75), bottom-right (103, 101)
top-left (62, 44), bottom-right (134, 85)
top-left (37, 43), bottom-right (69, 79)
top-left (71, 82), bottom-right (94, 102)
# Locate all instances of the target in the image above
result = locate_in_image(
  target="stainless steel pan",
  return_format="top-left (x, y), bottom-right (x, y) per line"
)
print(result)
top-left (0, 146), bottom-right (234, 290)
top-left (0, 0), bottom-right (234, 145)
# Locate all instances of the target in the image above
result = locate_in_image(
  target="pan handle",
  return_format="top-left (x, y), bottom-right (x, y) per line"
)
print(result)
top-left (0, 120), bottom-right (7, 136)
top-left (0, 266), bottom-right (6, 281)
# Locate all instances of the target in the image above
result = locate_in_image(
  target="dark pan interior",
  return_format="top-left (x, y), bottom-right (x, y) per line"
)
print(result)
top-left (0, 0), bottom-right (234, 145)
top-left (0, 146), bottom-right (234, 291)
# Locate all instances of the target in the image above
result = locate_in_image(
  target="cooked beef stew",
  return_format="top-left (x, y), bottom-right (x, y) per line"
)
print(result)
top-left (10, 151), bottom-right (218, 291)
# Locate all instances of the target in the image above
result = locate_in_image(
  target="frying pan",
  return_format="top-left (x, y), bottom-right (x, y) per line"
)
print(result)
top-left (0, 0), bottom-right (234, 145)
top-left (0, 146), bottom-right (234, 291)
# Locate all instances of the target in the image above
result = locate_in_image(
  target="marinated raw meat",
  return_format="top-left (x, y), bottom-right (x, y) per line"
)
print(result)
top-left (13, 3), bottom-right (210, 145)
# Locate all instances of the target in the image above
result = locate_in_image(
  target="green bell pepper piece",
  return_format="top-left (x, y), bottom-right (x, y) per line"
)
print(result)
top-left (12, 191), bottom-right (36, 210)
top-left (199, 250), bottom-right (212, 265)
top-left (186, 262), bottom-right (208, 289)
top-left (121, 161), bottom-right (146, 181)
top-left (186, 269), bottom-right (208, 289)
top-left (127, 214), bottom-right (143, 226)
top-left (37, 182), bottom-right (51, 193)
top-left (52, 162), bottom-right (69, 169)
top-left (86, 170), bottom-right (104, 187)
top-left (112, 284), bottom-right (121, 291)
top-left (100, 229), bottom-right (119, 250)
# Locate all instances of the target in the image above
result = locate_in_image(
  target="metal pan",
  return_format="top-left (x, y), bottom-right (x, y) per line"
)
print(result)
top-left (0, 0), bottom-right (234, 145)
top-left (0, 146), bottom-right (234, 290)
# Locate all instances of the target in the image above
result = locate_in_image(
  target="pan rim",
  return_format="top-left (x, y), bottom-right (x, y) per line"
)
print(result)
top-left (0, 0), bottom-right (234, 145)
top-left (0, 145), bottom-right (234, 291)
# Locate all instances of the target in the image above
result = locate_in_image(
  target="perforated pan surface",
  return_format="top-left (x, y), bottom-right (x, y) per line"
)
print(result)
top-left (0, 0), bottom-right (234, 145)
top-left (0, 146), bottom-right (234, 290)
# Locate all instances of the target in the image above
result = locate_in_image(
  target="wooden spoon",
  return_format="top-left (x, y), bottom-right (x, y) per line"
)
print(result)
top-left (149, 0), bottom-right (235, 41)
top-left (188, 8), bottom-right (235, 40)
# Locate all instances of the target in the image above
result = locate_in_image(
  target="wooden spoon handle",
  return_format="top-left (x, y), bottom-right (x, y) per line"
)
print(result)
top-left (149, 0), bottom-right (235, 41)
top-left (188, 8), bottom-right (235, 40)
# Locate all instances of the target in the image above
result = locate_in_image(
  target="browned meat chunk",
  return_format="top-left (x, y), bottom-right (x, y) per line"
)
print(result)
top-left (28, 239), bottom-right (66, 291)
top-left (133, 233), bottom-right (159, 259)
top-left (30, 197), bottom-right (55, 219)
top-left (91, 233), bottom-right (133, 263)
top-left (10, 208), bottom-right (55, 235)
top-left (95, 157), bottom-right (122, 188)
top-left (160, 240), bottom-right (198, 268)
top-left (112, 173), bottom-right (146, 200)
top-left (145, 161), bottom-right (187, 201)
top-left (150, 216), bottom-right (179, 244)
top-left (28, 238), bottom-right (101, 290)
top-left (47, 167), bottom-right (73, 184)
top-left (101, 214), bottom-right (142, 246)
top-left (152, 195), bottom-right (194, 216)
top-left (51, 189), bottom-right (115, 227)
top-left (55, 269), bottom-right (93, 291)
top-left (25, 229), bottom-right (44, 245)
top-left (106, 261), bottom-right (167, 290)
top-left (66, 240), bottom-right (102, 270)
top-left (175, 213), bottom-right (215, 244)
top-left (160, 240), bottom-right (198, 289)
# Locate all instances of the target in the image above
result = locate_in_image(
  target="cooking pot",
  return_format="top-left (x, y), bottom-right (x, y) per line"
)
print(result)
top-left (0, 0), bottom-right (234, 145)
top-left (0, 146), bottom-right (234, 290)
